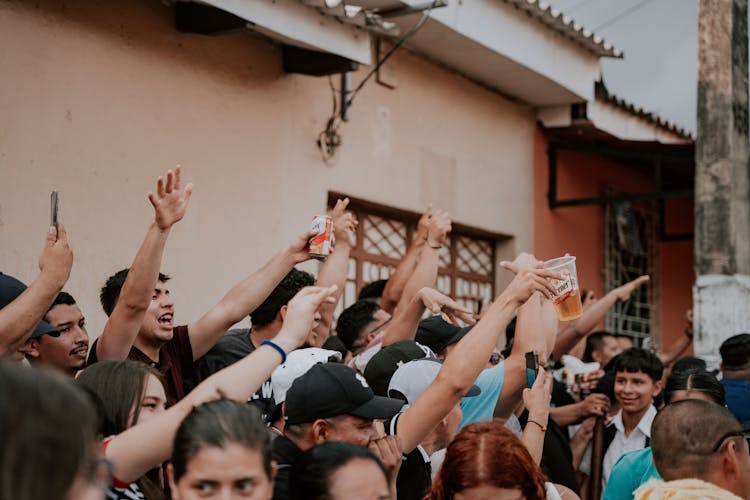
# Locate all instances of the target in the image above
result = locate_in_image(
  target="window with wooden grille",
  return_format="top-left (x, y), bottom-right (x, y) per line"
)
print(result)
top-left (326, 194), bottom-right (497, 318)
top-left (603, 200), bottom-right (660, 345)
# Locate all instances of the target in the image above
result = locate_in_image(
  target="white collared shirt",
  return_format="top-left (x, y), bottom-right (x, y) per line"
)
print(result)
top-left (602, 405), bottom-right (657, 490)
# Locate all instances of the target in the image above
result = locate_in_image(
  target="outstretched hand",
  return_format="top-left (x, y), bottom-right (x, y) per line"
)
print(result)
top-left (331, 198), bottom-right (357, 248)
top-left (276, 285), bottom-right (338, 349)
top-left (148, 166), bottom-right (193, 231)
top-left (499, 257), bottom-right (561, 306)
top-left (416, 204), bottom-right (433, 241)
top-left (427, 209), bottom-right (451, 247)
top-left (612, 275), bottom-right (649, 302)
top-left (418, 287), bottom-right (476, 325)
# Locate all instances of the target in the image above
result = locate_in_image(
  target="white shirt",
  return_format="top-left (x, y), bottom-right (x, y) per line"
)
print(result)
top-left (602, 405), bottom-right (657, 491)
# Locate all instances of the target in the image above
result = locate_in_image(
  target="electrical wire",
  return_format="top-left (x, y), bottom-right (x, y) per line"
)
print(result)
top-left (317, 0), bottom-right (439, 163)
top-left (345, 0), bottom-right (439, 108)
top-left (592, 0), bottom-right (657, 32)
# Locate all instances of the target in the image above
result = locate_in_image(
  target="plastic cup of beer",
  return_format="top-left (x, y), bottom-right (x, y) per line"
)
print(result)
top-left (543, 255), bottom-right (583, 321)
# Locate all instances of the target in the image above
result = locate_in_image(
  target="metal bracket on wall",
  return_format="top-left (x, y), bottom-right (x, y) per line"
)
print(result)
top-left (546, 142), bottom-right (694, 241)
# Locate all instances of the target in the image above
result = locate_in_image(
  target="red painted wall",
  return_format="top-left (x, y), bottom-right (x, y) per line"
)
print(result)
top-left (533, 126), bottom-right (693, 352)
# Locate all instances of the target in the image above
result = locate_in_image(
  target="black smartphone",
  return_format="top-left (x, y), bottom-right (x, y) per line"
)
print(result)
top-left (525, 351), bottom-right (539, 389)
top-left (50, 191), bottom-right (59, 228)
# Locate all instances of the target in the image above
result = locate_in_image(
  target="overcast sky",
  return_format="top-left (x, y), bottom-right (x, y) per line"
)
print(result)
top-left (545, 0), bottom-right (699, 133)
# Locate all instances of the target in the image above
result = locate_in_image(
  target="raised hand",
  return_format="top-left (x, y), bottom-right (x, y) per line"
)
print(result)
top-left (416, 204), bottom-right (433, 241)
top-left (523, 366), bottom-right (553, 420)
top-left (612, 275), bottom-right (649, 301)
top-left (148, 166), bottom-right (193, 231)
top-left (331, 198), bottom-right (357, 248)
top-left (368, 435), bottom-right (402, 500)
top-left (499, 259), bottom-right (561, 306)
top-left (287, 228), bottom-right (320, 264)
top-left (418, 287), bottom-right (476, 325)
top-left (274, 285), bottom-right (337, 350)
top-left (427, 209), bottom-right (451, 247)
top-left (39, 224), bottom-right (73, 288)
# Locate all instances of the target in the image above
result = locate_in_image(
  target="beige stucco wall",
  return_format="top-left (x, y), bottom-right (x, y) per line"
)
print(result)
top-left (0, 0), bottom-right (535, 337)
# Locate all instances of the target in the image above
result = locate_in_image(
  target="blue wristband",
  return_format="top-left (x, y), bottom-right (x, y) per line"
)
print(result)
top-left (260, 340), bottom-right (287, 364)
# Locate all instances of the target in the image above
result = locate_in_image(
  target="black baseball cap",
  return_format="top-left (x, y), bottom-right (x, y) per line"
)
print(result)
top-left (364, 340), bottom-right (433, 396)
top-left (415, 315), bottom-right (470, 354)
top-left (0, 273), bottom-right (59, 339)
top-left (284, 363), bottom-right (405, 425)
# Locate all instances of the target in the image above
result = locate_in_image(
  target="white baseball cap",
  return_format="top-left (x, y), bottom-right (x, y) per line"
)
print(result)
top-left (387, 358), bottom-right (480, 404)
top-left (271, 347), bottom-right (342, 404)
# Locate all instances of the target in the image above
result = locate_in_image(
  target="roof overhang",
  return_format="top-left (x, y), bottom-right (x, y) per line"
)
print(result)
top-left (384, 0), bottom-right (614, 106)
top-left (538, 83), bottom-right (693, 145)
top-left (196, 0), bottom-right (373, 64)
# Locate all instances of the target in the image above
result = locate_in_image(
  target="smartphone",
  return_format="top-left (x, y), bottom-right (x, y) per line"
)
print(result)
top-left (50, 191), bottom-right (59, 228)
top-left (525, 351), bottom-right (539, 389)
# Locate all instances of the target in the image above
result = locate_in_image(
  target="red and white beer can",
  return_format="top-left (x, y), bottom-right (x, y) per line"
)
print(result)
top-left (308, 215), bottom-right (334, 258)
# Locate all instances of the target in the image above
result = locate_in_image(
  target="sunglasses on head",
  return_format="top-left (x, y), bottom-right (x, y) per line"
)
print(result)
top-left (711, 428), bottom-right (750, 453)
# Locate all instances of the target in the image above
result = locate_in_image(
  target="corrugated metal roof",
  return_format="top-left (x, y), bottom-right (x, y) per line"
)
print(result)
top-left (595, 81), bottom-right (695, 140)
top-left (502, 0), bottom-right (623, 58)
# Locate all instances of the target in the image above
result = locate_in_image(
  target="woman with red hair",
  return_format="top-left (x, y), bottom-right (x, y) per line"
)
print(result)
top-left (427, 421), bottom-right (579, 500)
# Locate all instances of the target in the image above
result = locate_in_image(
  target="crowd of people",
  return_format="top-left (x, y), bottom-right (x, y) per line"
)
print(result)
top-left (2, 167), bottom-right (750, 500)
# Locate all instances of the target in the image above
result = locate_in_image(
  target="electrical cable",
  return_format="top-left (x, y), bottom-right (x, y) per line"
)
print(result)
top-left (317, 0), bottom-right (439, 163)
top-left (592, 0), bottom-right (657, 32)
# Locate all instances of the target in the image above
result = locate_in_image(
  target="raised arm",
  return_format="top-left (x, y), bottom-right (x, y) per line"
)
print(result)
top-left (0, 225), bottom-right (72, 355)
top-left (520, 367), bottom-right (553, 465)
top-left (96, 168), bottom-right (192, 361)
top-left (394, 264), bottom-right (558, 454)
top-left (313, 198), bottom-right (357, 343)
top-left (187, 228), bottom-right (316, 360)
top-left (551, 275), bottom-right (649, 361)
top-left (391, 209), bottom-right (451, 317)
top-left (494, 255), bottom-right (559, 419)
top-left (104, 285), bottom-right (337, 484)
top-left (381, 206), bottom-right (431, 314)
top-left (382, 287), bottom-right (474, 347)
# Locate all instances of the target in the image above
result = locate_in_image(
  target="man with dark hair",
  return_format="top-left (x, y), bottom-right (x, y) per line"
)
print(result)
top-left (583, 331), bottom-right (623, 367)
top-left (719, 333), bottom-right (750, 426)
top-left (185, 269), bottom-right (315, 419)
top-left (358, 279), bottom-right (388, 302)
top-left (602, 348), bottom-right (664, 490)
top-left (19, 291), bottom-right (88, 377)
top-left (635, 399), bottom-right (750, 500)
top-left (88, 168), bottom-right (328, 407)
top-left (336, 299), bottom-right (390, 355)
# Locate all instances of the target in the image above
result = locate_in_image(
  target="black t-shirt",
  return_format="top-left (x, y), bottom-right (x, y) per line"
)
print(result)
top-left (385, 413), bottom-right (433, 500)
top-left (271, 435), bottom-right (304, 500)
top-left (186, 328), bottom-right (277, 420)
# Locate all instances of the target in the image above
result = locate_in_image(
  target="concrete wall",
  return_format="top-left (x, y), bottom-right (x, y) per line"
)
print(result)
top-left (0, 0), bottom-right (536, 338)
top-left (533, 126), bottom-right (694, 351)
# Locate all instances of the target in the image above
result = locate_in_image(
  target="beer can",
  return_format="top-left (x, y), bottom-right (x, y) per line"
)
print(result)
top-left (308, 215), bottom-right (334, 258)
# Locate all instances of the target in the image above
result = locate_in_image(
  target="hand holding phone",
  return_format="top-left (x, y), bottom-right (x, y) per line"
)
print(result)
top-left (525, 351), bottom-right (539, 389)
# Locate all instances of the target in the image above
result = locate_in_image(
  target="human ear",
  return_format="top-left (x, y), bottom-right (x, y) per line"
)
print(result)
top-left (271, 461), bottom-right (279, 479)
top-left (312, 420), bottom-right (329, 444)
top-left (166, 463), bottom-right (180, 499)
top-left (652, 380), bottom-right (663, 398)
top-left (279, 305), bottom-right (288, 321)
top-left (19, 339), bottom-right (41, 359)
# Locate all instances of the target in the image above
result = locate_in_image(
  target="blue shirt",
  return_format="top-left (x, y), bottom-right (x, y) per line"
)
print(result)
top-left (603, 447), bottom-right (660, 500)
top-left (721, 378), bottom-right (750, 426)
top-left (459, 362), bottom-right (505, 429)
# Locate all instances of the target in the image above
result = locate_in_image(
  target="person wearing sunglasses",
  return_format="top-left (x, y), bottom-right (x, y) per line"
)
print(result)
top-left (634, 399), bottom-right (750, 500)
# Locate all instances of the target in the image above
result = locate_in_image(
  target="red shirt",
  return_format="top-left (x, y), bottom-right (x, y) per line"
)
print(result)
top-left (88, 325), bottom-right (194, 406)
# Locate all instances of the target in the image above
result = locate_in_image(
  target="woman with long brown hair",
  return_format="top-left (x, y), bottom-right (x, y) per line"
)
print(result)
top-left (428, 420), bottom-right (579, 500)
